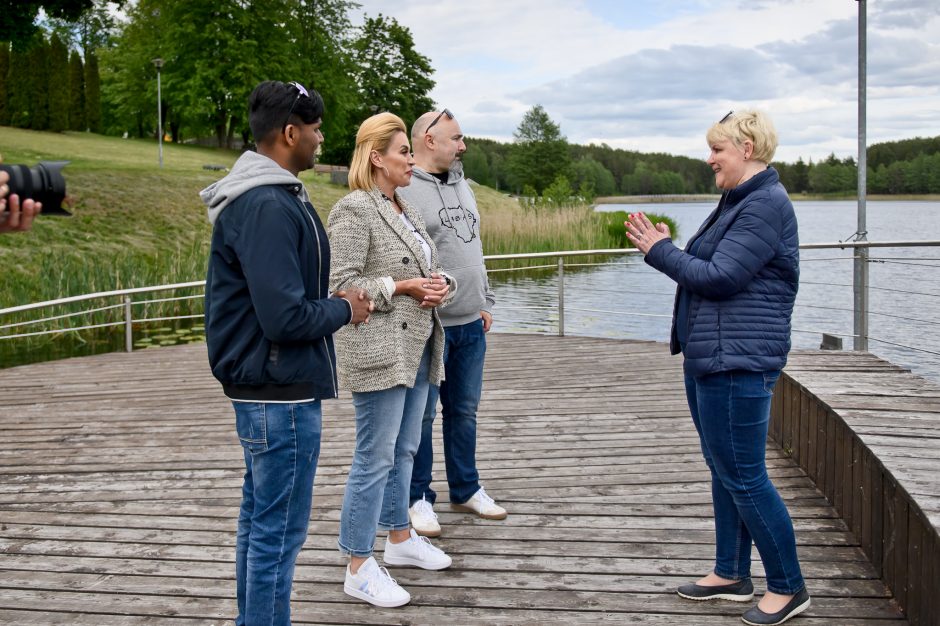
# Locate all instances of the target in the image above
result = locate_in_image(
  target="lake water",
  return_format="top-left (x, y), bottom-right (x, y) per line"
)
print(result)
top-left (488, 200), bottom-right (940, 384)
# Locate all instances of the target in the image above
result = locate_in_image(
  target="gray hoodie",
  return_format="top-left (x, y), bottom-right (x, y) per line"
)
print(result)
top-left (201, 150), bottom-right (310, 224)
top-left (398, 163), bottom-right (495, 327)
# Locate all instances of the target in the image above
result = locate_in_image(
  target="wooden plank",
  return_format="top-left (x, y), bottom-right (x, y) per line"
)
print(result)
top-left (892, 478), bottom-right (910, 611)
top-left (906, 512), bottom-right (923, 626)
top-left (0, 337), bottom-right (912, 625)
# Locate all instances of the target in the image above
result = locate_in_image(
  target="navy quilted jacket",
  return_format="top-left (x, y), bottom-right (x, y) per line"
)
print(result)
top-left (644, 167), bottom-right (799, 376)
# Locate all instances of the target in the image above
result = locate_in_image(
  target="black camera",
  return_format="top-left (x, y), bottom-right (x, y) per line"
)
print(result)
top-left (0, 161), bottom-right (71, 215)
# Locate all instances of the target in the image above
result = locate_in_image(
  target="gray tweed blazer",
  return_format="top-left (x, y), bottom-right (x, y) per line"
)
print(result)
top-left (328, 187), bottom-right (450, 392)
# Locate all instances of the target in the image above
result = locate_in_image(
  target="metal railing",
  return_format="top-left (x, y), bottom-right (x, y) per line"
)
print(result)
top-left (3, 241), bottom-right (940, 361)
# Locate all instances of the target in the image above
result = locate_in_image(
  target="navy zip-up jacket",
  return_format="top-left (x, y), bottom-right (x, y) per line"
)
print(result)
top-left (645, 167), bottom-right (799, 376)
top-left (202, 152), bottom-right (352, 401)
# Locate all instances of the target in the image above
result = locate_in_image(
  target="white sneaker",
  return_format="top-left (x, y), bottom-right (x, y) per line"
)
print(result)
top-left (450, 487), bottom-right (507, 520)
top-left (409, 497), bottom-right (441, 537)
top-left (383, 528), bottom-right (452, 570)
top-left (344, 556), bottom-right (410, 608)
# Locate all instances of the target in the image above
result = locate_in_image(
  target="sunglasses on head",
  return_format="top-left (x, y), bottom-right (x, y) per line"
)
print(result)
top-left (719, 110), bottom-right (734, 124)
top-left (282, 81), bottom-right (310, 131)
top-left (425, 108), bottom-right (453, 134)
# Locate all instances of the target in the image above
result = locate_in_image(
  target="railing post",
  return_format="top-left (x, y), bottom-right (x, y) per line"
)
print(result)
top-left (124, 296), bottom-right (133, 352)
top-left (557, 257), bottom-right (565, 337)
top-left (854, 0), bottom-right (869, 351)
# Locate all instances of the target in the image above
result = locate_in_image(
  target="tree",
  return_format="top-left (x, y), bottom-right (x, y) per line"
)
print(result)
top-left (26, 35), bottom-right (50, 130)
top-left (0, 0), bottom-right (95, 45)
top-left (84, 49), bottom-right (101, 131)
top-left (0, 42), bottom-right (9, 125)
top-left (48, 33), bottom-right (70, 132)
top-left (7, 42), bottom-right (31, 128)
top-left (68, 50), bottom-right (85, 131)
top-left (540, 174), bottom-right (574, 207)
top-left (461, 143), bottom-right (493, 187)
top-left (507, 104), bottom-right (570, 194)
top-left (568, 156), bottom-right (617, 197)
top-left (353, 14), bottom-right (435, 128)
top-left (291, 0), bottom-right (361, 164)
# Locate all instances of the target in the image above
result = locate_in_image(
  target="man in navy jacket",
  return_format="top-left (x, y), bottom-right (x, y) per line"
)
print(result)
top-left (202, 80), bottom-right (371, 626)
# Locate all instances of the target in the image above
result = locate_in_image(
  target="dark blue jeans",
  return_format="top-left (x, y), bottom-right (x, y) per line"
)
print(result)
top-left (410, 319), bottom-right (485, 506)
top-left (684, 369), bottom-right (805, 595)
top-left (233, 400), bottom-right (322, 626)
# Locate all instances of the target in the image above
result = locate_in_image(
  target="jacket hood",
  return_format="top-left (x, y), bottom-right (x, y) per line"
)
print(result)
top-left (410, 160), bottom-right (465, 186)
top-left (201, 151), bottom-right (310, 224)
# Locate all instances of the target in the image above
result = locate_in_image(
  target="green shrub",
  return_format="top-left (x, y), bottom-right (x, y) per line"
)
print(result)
top-left (600, 210), bottom-right (679, 248)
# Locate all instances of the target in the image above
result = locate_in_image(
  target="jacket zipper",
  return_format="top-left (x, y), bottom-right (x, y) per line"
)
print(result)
top-left (299, 197), bottom-right (339, 398)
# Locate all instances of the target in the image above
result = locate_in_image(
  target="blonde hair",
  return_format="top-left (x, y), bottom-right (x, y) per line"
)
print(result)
top-left (706, 109), bottom-right (778, 164)
top-left (348, 112), bottom-right (408, 191)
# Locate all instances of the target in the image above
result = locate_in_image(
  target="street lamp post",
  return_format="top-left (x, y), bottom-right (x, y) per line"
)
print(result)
top-left (152, 58), bottom-right (164, 168)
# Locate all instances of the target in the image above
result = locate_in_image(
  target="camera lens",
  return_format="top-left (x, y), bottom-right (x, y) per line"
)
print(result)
top-left (0, 161), bottom-right (71, 215)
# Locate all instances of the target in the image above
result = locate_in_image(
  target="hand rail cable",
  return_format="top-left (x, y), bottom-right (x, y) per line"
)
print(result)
top-left (134, 294), bottom-right (205, 306)
top-left (0, 280), bottom-right (206, 316)
top-left (799, 281), bottom-right (940, 298)
top-left (0, 301), bottom-right (126, 331)
top-left (868, 336), bottom-right (940, 358)
top-left (0, 320), bottom-right (125, 340)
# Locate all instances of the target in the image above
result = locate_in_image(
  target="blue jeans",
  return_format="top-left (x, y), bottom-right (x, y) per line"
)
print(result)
top-left (339, 343), bottom-right (432, 556)
top-left (684, 369), bottom-right (805, 595)
top-left (233, 400), bottom-right (322, 626)
top-left (410, 319), bottom-right (485, 506)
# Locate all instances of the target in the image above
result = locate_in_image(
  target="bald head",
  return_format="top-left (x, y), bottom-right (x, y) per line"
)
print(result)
top-left (411, 110), bottom-right (466, 173)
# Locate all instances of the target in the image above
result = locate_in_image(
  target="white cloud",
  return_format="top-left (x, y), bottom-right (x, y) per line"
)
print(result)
top-left (353, 0), bottom-right (940, 162)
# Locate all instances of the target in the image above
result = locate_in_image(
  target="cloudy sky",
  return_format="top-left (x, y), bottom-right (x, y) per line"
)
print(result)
top-left (351, 0), bottom-right (940, 163)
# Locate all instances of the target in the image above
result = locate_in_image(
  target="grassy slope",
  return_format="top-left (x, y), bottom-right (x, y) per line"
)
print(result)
top-left (0, 128), bottom-right (516, 305)
top-left (1, 127), bottom-right (631, 307)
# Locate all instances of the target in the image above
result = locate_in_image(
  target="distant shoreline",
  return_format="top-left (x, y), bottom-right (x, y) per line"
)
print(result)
top-left (594, 194), bottom-right (719, 204)
top-left (595, 193), bottom-right (940, 204)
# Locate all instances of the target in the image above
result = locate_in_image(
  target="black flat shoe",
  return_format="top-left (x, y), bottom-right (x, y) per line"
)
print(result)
top-left (677, 577), bottom-right (754, 602)
top-left (742, 588), bottom-right (811, 625)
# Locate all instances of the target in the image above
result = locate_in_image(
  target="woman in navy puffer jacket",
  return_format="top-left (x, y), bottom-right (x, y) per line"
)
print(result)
top-left (627, 110), bottom-right (809, 626)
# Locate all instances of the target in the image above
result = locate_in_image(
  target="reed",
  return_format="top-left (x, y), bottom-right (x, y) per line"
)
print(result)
top-left (0, 127), bottom-right (678, 367)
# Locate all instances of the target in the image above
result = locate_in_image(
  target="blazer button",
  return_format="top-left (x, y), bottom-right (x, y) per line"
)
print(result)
top-left (401, 322), bottom-right (408, 330)
top-left (402, 257), bottom-right (410, 264)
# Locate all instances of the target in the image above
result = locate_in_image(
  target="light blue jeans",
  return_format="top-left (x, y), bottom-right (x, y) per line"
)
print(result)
top-left (684, 369), bottom-right (805, 595)
top-left (233, 400), bottom-right (322, 626)
top-left (338, 343), bottom-right (432, 556)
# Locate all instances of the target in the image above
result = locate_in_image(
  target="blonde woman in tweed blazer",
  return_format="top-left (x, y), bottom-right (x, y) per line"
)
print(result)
top-left (328, 112), bottom-right (456, 608)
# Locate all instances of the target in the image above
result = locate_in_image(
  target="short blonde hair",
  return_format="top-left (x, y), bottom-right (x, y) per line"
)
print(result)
top-left (706, 109), bottom-right (778, 164)
top-left (348, 112), bottom-right (408, 191)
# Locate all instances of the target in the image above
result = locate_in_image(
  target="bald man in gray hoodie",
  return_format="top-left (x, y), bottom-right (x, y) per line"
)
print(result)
top-left (398, 110), bottom-right (506, 537)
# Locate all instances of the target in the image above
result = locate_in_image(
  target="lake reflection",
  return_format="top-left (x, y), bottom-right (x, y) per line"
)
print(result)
top-left (489, 200), bottom-right (940, 384)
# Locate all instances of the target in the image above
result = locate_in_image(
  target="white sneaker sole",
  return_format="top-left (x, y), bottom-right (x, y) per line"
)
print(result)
top-left (409, 522), bottom-right (441, 538)
top-left (344, 583), bottom-right (410, 608)
top-left (450, 502), bottom-right (507, 520)
top-left (383, 553), bottom-right (452, 570)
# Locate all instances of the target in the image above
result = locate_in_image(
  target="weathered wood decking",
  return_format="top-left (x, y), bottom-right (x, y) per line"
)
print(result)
top-left (0, 335), bottom-right (907, 624)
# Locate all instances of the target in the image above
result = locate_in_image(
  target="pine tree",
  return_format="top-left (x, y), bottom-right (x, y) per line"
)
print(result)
top-left (27, 35), bottom-right (50, 130)
top-left (8, 41), bottom-right (32, 128)
top-left (0, 42), bottom-right (10, 126)
top-left (68, 50), bottom-right (84, 131)
top-left (48, 33), bottom-right (70, 132)
top-left (83, 50), bottom-right (100, 132)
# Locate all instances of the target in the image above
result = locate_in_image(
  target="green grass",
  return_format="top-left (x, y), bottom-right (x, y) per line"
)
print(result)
top-left (0, 126), bottom-right (650, 367)
top-left (1, 126), bottom-right (638, 307)
top-left (0, 127), bottom-right (352, 306)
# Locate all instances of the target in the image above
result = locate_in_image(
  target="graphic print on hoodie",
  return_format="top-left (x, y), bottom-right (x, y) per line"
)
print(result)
top-left (438, 206), bottom-right (478, 243)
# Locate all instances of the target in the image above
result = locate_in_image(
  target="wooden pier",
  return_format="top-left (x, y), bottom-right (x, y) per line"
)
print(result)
top-left (0, 335), bottom-right (908, 624)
